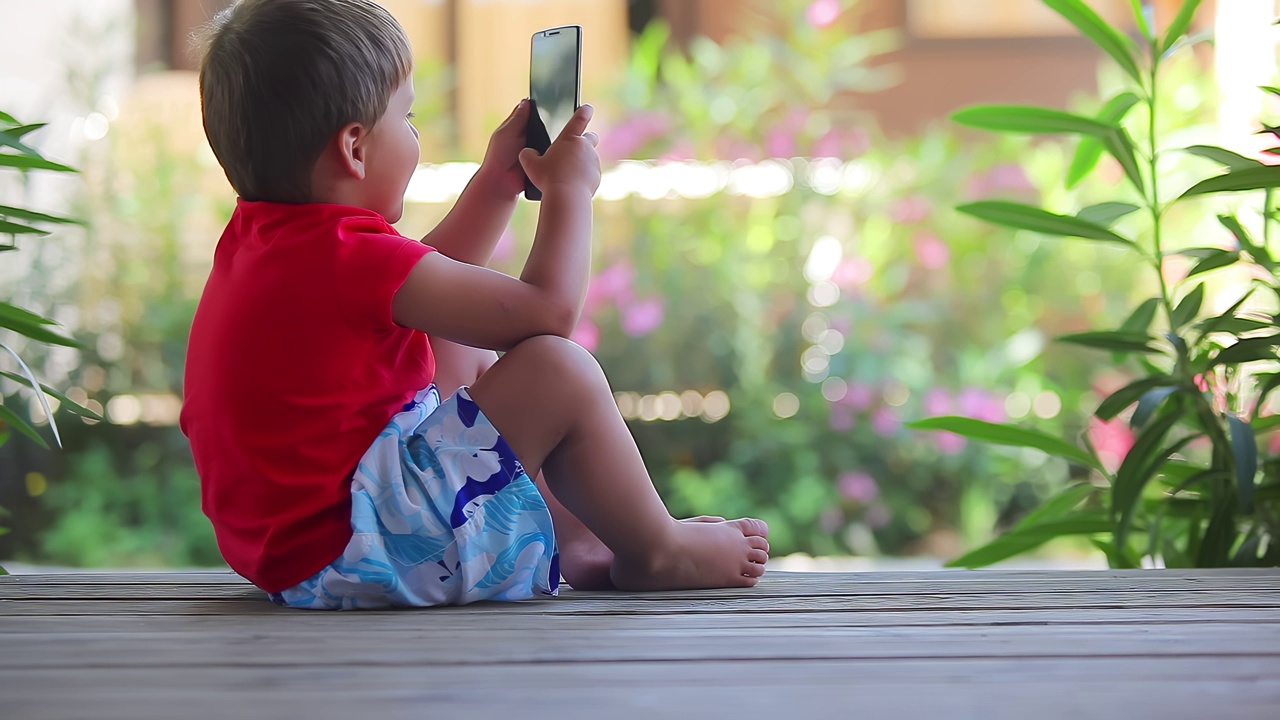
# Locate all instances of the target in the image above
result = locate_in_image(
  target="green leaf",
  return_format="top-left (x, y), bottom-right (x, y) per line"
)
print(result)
top-left (1227, 415), bottom-right (1257, 514)
top-left (952, 105), bottom-right (1113, 136)
top-left (957, 201), bottom-right (1133, 245)
top-left (0, 110), bottom-right (16, 125)
top-left (1216, 215), bottom-right (1271, 267)
top-left (1213, 335), bottom-right (1280, 365)
top-left (1195, 316), bottom-right (1272, 335)
top-left (0, 302), bottom-right (79, 348)
top-left (945, 513), bottom-right (1113, 569)
top-left (1131, 386), bottom-right (1179, 429)
top-left (1180, 166), bottom-right (1280, 198)
top-left (1263, 86), bottom-right (1280, 97)
top-left (1253, 374), bottom-right (1280, 418)
top-left (0, 403), bottom-right (48, 449)
top-left (1096, 376), bottom-right (1173, 420)
top-left (1196, 490), bottom-right (1237, 566)
top-left (0, 371), bottom-right (103, 421)
top-left (0, 220), bottom-right (49, 236)
top-left (0, 205), bottom-right (84, 226)
top-left (1185, 249), bottom-right (1240, 278)
top-left (1057, 330), bottom-right (1160, 353)
top-left (1129, 0), bottom-right (1153, 40)
top-left (1077, 201), bottom-right (1140, 227)
top-left (1044, 0), bottom-right (1142, 81)
top-left (1102, 128), bottom-right (1145, 194)
top-left (1170, 283), bottom-right (1204, 329)
top-left (1120, 298), bottom-right (1161, 333)
top-left (1067, 93), bottom-right (1140, 188)
top-left (907, 416), bottom-right (1100, 469)
top-left (0, 128), bottom-right (38, 157)
top-left (1161, 0), bottom-right (1204, 54)
top-left (0, 153), bottom-right (76, 173)
top-left (1184, 145), bottom-right (1264, 171)
top-left (1114, 408), bottom-right (1184, 545)
top-left (1015, 483), bottom-right (1094, 530)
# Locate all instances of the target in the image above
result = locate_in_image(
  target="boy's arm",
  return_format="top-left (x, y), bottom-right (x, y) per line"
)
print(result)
top-left (421, 100), bottom-right (529, 267)
top-left (394, 106), bottom-right (600, 351)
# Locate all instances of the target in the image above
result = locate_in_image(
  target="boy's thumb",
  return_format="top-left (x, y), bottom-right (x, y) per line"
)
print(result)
top-left (518, 148), bottom-right (540, 170)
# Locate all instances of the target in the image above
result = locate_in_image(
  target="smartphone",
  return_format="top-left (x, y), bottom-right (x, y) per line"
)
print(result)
top-left (524, 25), bottom-right (583, 201)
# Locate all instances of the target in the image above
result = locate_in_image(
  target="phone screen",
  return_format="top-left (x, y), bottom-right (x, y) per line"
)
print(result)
top-left (529, 26), bottom-right (581, 147)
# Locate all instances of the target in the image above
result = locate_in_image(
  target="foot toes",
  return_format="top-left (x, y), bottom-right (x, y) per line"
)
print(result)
top-left (748, 548), bottom-right (769, 565)
top-left (684, 515), bottom-right (727, 523)
top-left (731, 517), bottom-right (769, 539)
top-left (747, 535), bottom-right (770, 553)
top-left (742, 561), bottom-right (766, 578)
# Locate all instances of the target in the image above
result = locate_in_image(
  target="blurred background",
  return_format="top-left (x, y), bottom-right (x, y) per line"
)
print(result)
top-left (0, 0), bottom-right (1276, 570)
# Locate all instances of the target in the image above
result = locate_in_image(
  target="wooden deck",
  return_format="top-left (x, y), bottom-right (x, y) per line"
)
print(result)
top-left (2, 568), bottom-right (1279, 719)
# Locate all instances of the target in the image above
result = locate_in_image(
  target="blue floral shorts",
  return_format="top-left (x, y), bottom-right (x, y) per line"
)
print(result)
top-left (270, 385), bottom-right (560, 610)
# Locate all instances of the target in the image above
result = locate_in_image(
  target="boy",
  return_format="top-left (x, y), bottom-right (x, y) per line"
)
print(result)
top-left (181, 0), bottom-right (769, 609)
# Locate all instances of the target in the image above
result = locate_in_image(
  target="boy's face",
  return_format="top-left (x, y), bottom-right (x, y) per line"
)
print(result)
top-left (362, 77), bottom-right (420, 223)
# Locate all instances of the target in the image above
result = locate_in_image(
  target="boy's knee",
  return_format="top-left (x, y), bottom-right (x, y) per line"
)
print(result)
top-left (508, 335), bottom-right (605, 386)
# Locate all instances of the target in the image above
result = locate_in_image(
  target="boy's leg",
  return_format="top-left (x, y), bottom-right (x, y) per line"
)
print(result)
top-left (467, 335), bottom-right (770, 591)
top-left (429, 336), bottom-right (615, 589)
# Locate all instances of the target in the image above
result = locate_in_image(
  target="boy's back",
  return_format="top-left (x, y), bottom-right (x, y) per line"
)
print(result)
top-left (181, 201), bottom-right (433, 591)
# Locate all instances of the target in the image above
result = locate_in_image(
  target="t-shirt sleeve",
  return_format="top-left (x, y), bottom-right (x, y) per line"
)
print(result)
top-left (333, 219), bottom-right (435, 331)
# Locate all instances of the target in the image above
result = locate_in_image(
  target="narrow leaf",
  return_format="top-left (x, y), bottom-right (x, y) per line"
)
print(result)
top-left (0, 370), bottom-right (103, 421)
top-left (1253, 374), bottom-right (1280, 417)
top-left (946, 514), bottom-right (1112, 569)
top-left (907, 416), bottom-right (1099, 469)
top-left (1197, 491), bottom-right (1237, 566)
top-left (1263, 86), bottom-right (1280, 97)
top-left (1044, 0), bottom-right (1143, 82)
top-left (1015, 483), bottom-right (1094, 530)
top-left (1184, 145), bottom-right (1264, 171)
top-left (1180, 166), bottom-right (1280, 198)
top-left (0, 205), bottom-right (84, 226)
top-left (0, 403), bottom-right (48, 449)
top-left (0, 110), bottom-right (16, 124)
top-left (1129, 0), bottom-right (1153, 40)
top-left (1102, 128), bottom-right (1145, 194)
top-left (1161, 0), bottom-right (1204, 54)
top-left (1185, 249), bottom-right (1240, 278)
top-left (1077, 202), bottom-right (1140, 227)
top-left (1170, 283), bottom-right (1205, 330)
top-left (1131, 386), bottom-right (1178, 429)
top-left (0, 154), bottom-right (77, 173)
top-left (1068, 92), bottom-right (1140, 188)
top-left (1096, 376), bottom-right (1172, 420)
top-left (1213, 335), bottom-right (1280, 365)
top-left (958, 201), bottom-right (1133, 245)
top-left (952, 105), bottom-right (1113, 136)
top-left (1120, 298), bottom-right (1161, 333)
top-left (0, 220), bottom-right (49, 236)
top-left (0, 341), bottom-right (60, 448)
top-left (0, 302), bottom-right (79, 348)
top-left (1057, 330), bottom-right (1160, 353)
top-left (1227, 415), bottom-right (1257, 514)
top-left (1114, 408), bottom-right (1184, 543)
top-left (0, 129), bottom-right (38, 157)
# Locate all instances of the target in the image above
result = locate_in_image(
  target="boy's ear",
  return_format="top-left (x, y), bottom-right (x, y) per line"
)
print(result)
top-left (335, 122), bottom-right (367, 181)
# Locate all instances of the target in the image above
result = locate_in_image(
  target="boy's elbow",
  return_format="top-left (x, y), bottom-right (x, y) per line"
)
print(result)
top-left (545, 302), bottom-right (578, 339)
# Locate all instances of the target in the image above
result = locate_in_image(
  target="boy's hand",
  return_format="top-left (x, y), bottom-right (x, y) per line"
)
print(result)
top-left (476, 99), bottom-right (534, 199)
top-left (519, 105), bottom-right (601, 197)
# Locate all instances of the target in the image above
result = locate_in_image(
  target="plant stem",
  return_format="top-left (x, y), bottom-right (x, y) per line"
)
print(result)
top-left (1147, 64), bottom-right (1173, 329)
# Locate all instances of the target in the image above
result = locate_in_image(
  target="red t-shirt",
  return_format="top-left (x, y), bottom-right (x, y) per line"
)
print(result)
top-left (180, 200), bottom-right (435, 592)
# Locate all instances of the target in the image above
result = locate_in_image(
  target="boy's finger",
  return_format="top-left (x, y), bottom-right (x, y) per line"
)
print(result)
top-left (582, 131), bottom-right (600, 147)
top-left (498, 99), bottom-right (529, 129)
top-left (557, 104), bottom-right (594, 140)
top-left (517, 147), bottom-right (540, 171)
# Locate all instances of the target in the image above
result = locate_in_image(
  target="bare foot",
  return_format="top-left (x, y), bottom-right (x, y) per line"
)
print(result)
top-left (609, 517), bottom-right (770, 591)
top-left (559, 515), bottom-right (735, 590)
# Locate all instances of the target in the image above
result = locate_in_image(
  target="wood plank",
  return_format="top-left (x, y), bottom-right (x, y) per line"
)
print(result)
top-left (6, 585), bottom-right (1277, 617)
top-left (4, 622), bottom-right (1278, 668)
top-left (4, 568), bottom-right (1278, 600)
top-left (5, 605), bottom-right (1277, 635)
top-left (4, 658), bottom-right (1278, 720)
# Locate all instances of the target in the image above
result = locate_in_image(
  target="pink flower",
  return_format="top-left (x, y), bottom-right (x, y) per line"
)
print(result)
top-left (843, 382), bottom-right (876, 411)
top-left (832, 257), bottom-right (873, 288)
top-left (829, 404), bottom-right (855, 431)
top-left (660, 139), bottom-right (696, 162)
top-left (598, 112), bottom-right (671, 162)
top-left (872, 406), bottom-right (900, 436)
top-left (570, 319), bottom-right (600, 352)
top-left (839, 471), bottom-right (879, 503)
top-left (1268, 430), bottom-right (1280, 455)
top-left (806, 0), bottom-right (842, 28)
top-left (620, 298), bottom-right (665, 337)
top-left (1088, 416), bottom-right (1136, 472)
top-left (913, 233), bottom-right (950, 270)
top-left (924, 388), bottom-right (953, 417)
top-left (585, 262), bottom-right (635, 313)
top-left (819, 507), bottom-right (845, 533)
top-left (865, 503), bottom-right (891, 529)
top-left (766, 128), bottom-right (797, 159)
top-left (812, 129), bottom-right (844, 159)
top-left (891, 196), bottom-right (931, 224)
top-left (959, 387), bottom-right (1005, 424)
top-left (934, 431), bottom-right (968, 455)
